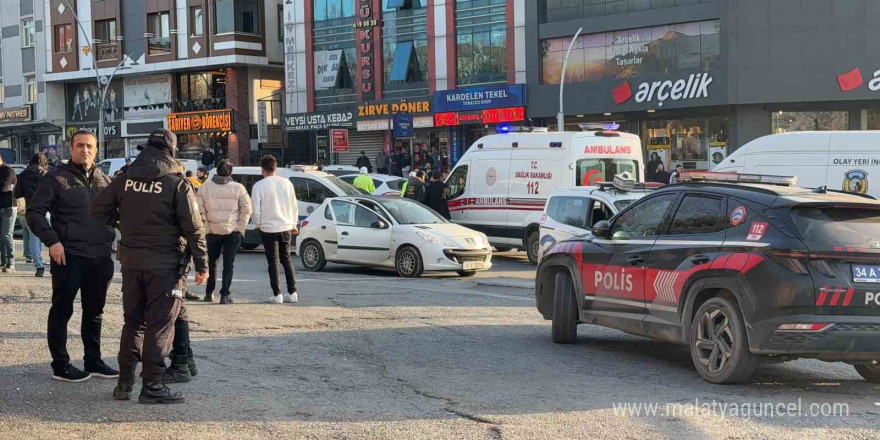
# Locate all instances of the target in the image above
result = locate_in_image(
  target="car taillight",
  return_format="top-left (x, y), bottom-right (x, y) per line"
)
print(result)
top-left (767, 250), bottom-right (809, 275)
top-left (776, 323), bottom-right (832, 331)
top-left (807, 260), bottom-right (837, 278)
top-left (300, 221), bottom-right (309, 228)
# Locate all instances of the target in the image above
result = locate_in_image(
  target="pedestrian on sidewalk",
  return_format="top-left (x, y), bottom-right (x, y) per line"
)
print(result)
top-left (196, 159), bottom-right (252, 304)
top-left (14, 153), bottom-right (48, 276)
top-left (376, 149), bottom-right (390, 175)
top-left (91, 129), bottom-right (208, 404)
top-left (27, 131), bottom-right (118, 382)
top-left (251, 155), bottom-right (299, 304)
top-left (0, 154), bottom-right (16, 272)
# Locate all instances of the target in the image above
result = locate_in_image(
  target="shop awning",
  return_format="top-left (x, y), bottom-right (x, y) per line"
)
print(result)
top-left (0, 120), bottom-right (63, 139)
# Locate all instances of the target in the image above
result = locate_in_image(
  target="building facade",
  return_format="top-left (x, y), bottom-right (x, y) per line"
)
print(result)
top-left (0, 0), bottom-right (65, 164)
top-left (526, 0), bottom-right (880, 173)
top-left (41, 0), bottom-right (286, 164)
top-left (282, 0), bottom-right (529, 170)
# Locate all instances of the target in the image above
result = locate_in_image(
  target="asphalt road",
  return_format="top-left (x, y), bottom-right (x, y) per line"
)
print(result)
top-left (1, 242), bottom-right (879, 439)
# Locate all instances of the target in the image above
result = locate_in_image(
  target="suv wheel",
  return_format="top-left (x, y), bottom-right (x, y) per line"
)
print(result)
top-left (396, 246), bottom-right (424, 278)
top-left (552, 272), bottom-right (578, 343)
top-left (854, 363), bottom-right (880, 383)
top-left (526, 230), bottom-right (539, 264)
top-left (689, 296), bottom-right (757, 384)
top-left (300, 240), bottom-right (326, 271)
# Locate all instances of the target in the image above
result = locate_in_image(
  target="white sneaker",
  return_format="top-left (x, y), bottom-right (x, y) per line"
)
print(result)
top-left (270, 294), bottom-right (283, 304)
top-left (282, 292), bottom-right (298, 303)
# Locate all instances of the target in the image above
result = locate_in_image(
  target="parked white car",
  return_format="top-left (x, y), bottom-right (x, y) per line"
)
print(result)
top-left (539, 178), bottom-right (659, 261)
top-left (339, 173), bottom-right (406, 196)
top-left (297, 196), bottom-right (492, 278)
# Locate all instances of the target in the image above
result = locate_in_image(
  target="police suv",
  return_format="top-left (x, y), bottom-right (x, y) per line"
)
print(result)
top-left (537, 171), bottom-right (880, 384)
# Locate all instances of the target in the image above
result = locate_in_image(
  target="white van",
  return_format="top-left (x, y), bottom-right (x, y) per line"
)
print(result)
top-left (445, 128), bottom-right (645, 263)
top-left (713, 131), bottom-right (880, 198)
top-left (99, 158), bottom-right (199, 177)
top-left (211, 166), bottom-right (363, 250)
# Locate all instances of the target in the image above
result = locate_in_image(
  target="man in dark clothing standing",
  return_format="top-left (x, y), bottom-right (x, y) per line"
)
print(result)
top-left (27, 131), bottom-right (118, 382)
top-left (403, 170), bottom-right (427, 203)
top-left (91, 129), bottom-right (208, 404)
top-left (423, 170), bottom-right (451, 219)
top-left (653, 163), bottom-right (672, 185)
top-left (15, 153), bottom-right (48, 276)
top-left (0, 155), bottom-right (16, 272)
top-left (376, 149), bottom-right (390, 175)
top-left (355, 151), bottom-right (373, 174)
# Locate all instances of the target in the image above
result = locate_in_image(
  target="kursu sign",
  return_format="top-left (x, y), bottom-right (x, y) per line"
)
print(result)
top-left (355, 0), bottom-right (378, 100)
top-left (167, 109), bottom-right (233, 134)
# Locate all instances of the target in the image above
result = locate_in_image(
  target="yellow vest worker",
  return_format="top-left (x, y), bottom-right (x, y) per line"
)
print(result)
top-left (353, 168), bottom-right (375, 194)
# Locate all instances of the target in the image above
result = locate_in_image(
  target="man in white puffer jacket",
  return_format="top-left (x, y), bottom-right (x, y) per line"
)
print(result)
top-left (196, 160), bottom-right (252, 304)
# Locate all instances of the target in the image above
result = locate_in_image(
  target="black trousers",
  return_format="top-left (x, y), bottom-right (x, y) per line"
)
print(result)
top-left (377, 167), bottom-right (389, 175)
top-left (169, 305), bottom-right (192, 368)
top-left (48, 255), bottom-right (114, 370)
top-left (260, 231), bottom-right (296, 296)
top-left (206, 232), bottom-right (242, 296)
top-left (119, 268), bottom-right (183, 381)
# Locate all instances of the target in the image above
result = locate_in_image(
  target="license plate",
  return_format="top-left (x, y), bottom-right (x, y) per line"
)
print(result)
top-left (463, 262), bottom-right (484, 271)
top-left (852, 265), bottom-right (880, 283)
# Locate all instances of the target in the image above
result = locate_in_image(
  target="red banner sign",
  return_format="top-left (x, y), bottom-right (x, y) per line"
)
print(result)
top-left (434, 107), bottom-right (525, 127)
top-left (330, 128), bottom-right (350, 152)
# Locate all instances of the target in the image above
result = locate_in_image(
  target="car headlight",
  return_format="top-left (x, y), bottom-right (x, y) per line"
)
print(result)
top-left (416, 231), bottom-right (449, 246)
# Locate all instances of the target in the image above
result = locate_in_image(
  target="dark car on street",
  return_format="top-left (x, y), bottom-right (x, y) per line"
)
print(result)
top-left (536, 171), bottom-right (880, 384)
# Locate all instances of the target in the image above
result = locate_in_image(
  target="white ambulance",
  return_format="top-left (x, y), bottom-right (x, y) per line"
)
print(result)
top-left (713, 131), bottom-right (880, 199)
top-left (445, 127), bottom-right (645, 263)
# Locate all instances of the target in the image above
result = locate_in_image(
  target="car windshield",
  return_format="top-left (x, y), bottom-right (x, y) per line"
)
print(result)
top-left (378, 198), bottom-right (447, 225)
top-left (791, 207), bottom-right (880, 246)
top-left (325, 175), bottom-right (365, 196)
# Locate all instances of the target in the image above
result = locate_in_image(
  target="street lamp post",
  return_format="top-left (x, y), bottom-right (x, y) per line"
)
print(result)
top-left (557, 27), bottom-right (583, 132)
top-left (61, 0), bottom-right (134, 158)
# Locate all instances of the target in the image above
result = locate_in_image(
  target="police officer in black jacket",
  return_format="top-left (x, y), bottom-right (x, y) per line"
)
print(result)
top-left (91, 129), bottom-right (208, 404)
top-left (27, 131), bottom-right (118, 383)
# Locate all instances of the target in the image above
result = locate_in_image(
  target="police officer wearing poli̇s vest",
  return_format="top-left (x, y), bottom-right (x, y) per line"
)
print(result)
top-left (91, 129), bottom-right (208, 404)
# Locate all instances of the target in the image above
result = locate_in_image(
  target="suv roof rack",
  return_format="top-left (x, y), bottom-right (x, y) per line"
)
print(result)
top-left (678, 171), bottom-right (797, 187)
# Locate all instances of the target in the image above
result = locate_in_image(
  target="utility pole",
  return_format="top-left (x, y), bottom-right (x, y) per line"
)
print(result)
top-left (557, 27), bottom-right (583, 132)
top-left (61, 0), bottom-right (135, 158)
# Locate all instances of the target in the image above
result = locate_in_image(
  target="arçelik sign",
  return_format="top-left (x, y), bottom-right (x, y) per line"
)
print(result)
top-left (613, 73), bottom-right (714, 107)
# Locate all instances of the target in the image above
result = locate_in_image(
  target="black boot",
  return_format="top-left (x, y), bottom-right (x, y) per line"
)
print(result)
top-left (184, 291), bottom-right (200, 301)
top-left (161, 364), bottom-right (192, 384)
top-left (203, 292), bottom-right (214, 302)
top-left (113, 380), bottom-right (134, 400)
top-left (138, 379), bottom-right (185, 404)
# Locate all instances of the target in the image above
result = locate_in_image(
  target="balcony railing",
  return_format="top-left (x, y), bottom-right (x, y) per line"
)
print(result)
top-left (172, 98), bottom-right (227, 112)
top-left (148, 37), bottom-right (172, 55)
top-left (95, 42), bottom-right (119, 61)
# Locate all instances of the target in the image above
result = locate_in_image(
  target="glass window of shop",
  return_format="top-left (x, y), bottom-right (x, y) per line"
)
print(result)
top-left (176, 72), bottom-right (227, 112)
top-left (866, 110), bottom-right (880, 129)
top-left (313, 0), bottom-right (356, 111)
top-left (543, 0), bottom-right (715, 23)
top-left (382, 1), bottom-right (429, 99)
top-left (456, 0), bottom-right (507, 86)
top-left (772, 111), bottom-right (849, 133)
top-left (542, 20), bottom-right (719, 84)
top-left (643, 116), bottom-right (728, 163)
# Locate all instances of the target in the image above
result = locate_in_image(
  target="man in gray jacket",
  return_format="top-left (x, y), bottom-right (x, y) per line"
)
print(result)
top-left (196, 160), bottom-right (252, 304)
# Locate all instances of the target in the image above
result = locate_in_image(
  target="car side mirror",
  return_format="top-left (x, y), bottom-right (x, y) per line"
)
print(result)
top-left (371, 220), bottom-right (388, 229)
top-left (592, 220), bottom-right (612, 239)
top-left (316, 193), bottom-right (326, 203)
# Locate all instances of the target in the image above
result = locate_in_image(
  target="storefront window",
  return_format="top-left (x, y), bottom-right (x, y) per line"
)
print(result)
top-left (176, 72), bottom-right (227, 112)
top-left (771, 111), bottom-right (849, 133)
top-left (542, 20), bottom-right (720, 84)
top-left (644, 116), bottom-right (728, 164)
top-left (866, 110), bottom-right (880, 129)
top-left (544, 0), bottom-right (715, 22)
top-left (456, 0), bottom-right (507, 86)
